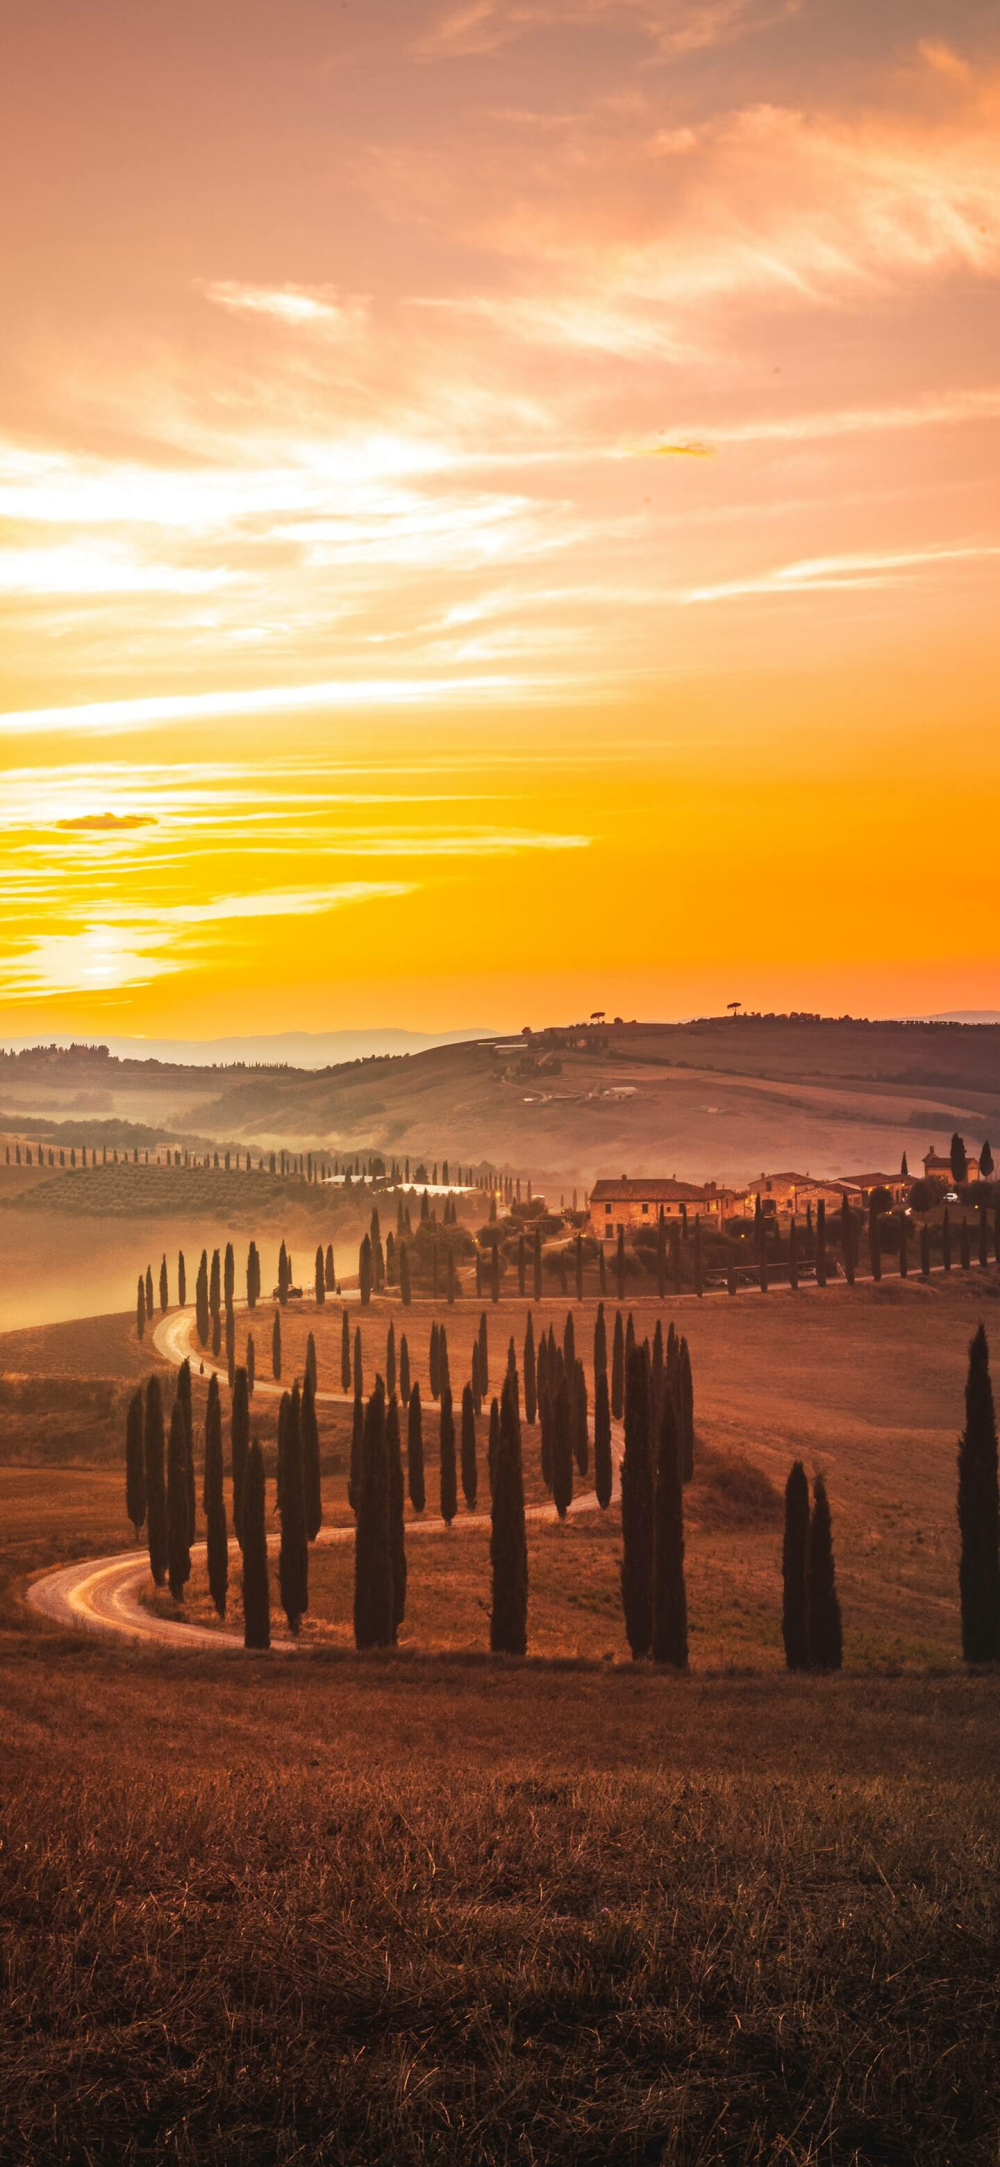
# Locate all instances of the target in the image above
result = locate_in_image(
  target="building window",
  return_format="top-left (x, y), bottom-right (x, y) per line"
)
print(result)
top-left (642, 1201), bottom-right (649, 1214)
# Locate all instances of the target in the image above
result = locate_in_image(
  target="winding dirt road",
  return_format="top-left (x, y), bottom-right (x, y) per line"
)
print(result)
top-left (27, 1303), bottom-right (621, 1655)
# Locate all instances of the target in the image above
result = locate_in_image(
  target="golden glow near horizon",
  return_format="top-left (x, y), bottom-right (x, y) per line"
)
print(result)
top-left (1, 2), bottom-right (998, 1035)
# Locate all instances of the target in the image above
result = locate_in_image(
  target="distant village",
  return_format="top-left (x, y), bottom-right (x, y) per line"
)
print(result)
top-left (587, 1143), bottom-right (994, 1241)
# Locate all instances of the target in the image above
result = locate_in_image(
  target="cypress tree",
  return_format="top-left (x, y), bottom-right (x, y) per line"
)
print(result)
top-left (620, 1346), bottom-right (654, 1659)
top-left (490, 1370), bottom-right (528, 1654)
top-left (242, 1440), bottom-right (270, 1650)
top-left (594, 1299), bottom-right (607, 1384)
top-left (400, 1241), bottom-right (411, 1305)
top-left (439, 1386), bottom-right (458, 1525)
top-left (430, 1320), bottom-right (441, 1399)
top-left (125, 1387), bottom-right (145, 1535)
top-left (136, 1274), bottom-right (146, 1342)
top-left (326, 1241), bottom-right (335, 1289)
top-left (439, 1322), bottom-right (450, 1394)
top-left (386, 1321), bottom-right (396, 1399)
top-left (359, 1234), bottom-right (373, 1306)
top-left (231, 1366), bottom-right (250, 1545)
top-left (981, 1140), bottom-right (995, 1180)
top-left (196, 1251), bottom-right (210, 1345)
top-left (942, 1207), bottom-right (952, 1272)
top-left (209, 1249), bottom-right (221, 1320)
top-left (349, 1390), bottom-right (364, 1513)
top-left (205, 1395), bottom-right (229, 1619)
top-left (920, 1221), bottom-right (931, 1278)
top-left (625, 1310), bottom-right (635, 1371)
top-left (315, 1245), bottom-right (326, 1305)
top-left (225, 1302), bottom-right (235, 1389)
top-left (533, 1225), bottom-right (542, 1302)
top-left (341, 1309), bottom-right (351, 1391)
top-left (807, 1474), bottom-right (842, 1671)
top-left (551, 1373), bottom-right (573, 1518)
top-left (247, 1333), bottom-right (256, 1398)
top-left (399, 1332), bottom-right (411, 1405)
top-left (353, 1326), bottom-right (363, 1400)
top-left (407, 1380), bottom-right (425, 1512)
top-left (815, 1201), bottom-right (827, 1288)
top-left (841, 1197), bottom-right (855, 1286)
top-left (272, 1307), bottom-right (281, 1380)
top-left (611, 1309), bottom-right (625, 1420)
top-left (679, 1337), bottom-right (694, 1482)
top-left (957, 1324), bottom-right (1000, 1662)
top-left (652, 1396), bottom-right (688, 1666)
top-left (354, 1382), bottom-right (394, 1649)
top-left (868, 1203), bottom-right (882, 1282)
top-left (145, 1263), bottom-right (154, 1319)
top-left (960, 1216), bottom-right (971, 1272)
top-left (302, 1370), bottom-right (322, 1541)
top-left (572, 1358), bottom-right (589, 1477)
top-left (159, 1254), bottom-right (169, 1313)
top-left (166, 1402), bottom-right (191, 1604)
top-left (460, 1383), bottom-right (478, 1510)
top-left (144, 1376), bottom-right (168, 1587)
top-left (304, 1330), bottom-right (317, 1393)
top-left (488, 1394), bottom-right (500, 1493)
top-left (781, 1461), bottom-right (810, 1670)
top-left (594, 1370), bottom-right (613, 1508)
top-left (212, 1306), bottom-right (222, 1359)
top-left (899, 1211), bottom-right (909, 1278)
top-left (563, 1309), bottom-right (576, 1379)
top-left (224, 1240), bottom-right (235, 1309)
top-left (178, 1250), bottom-right (187, 1307)
top-left (616, 1227), bottom-right (626, 1302)
top-left (950, 1131), bottom-right (968, 1185)
top-left (524, 1313), bottom-right (536, 1424)
top-left (278, 1384), bottom-right (308, 1634)
top-left (387, 1393), bottom-right (407, 1639)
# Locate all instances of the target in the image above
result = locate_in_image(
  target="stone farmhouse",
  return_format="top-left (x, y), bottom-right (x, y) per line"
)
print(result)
top-left (589, 1176), bottom-right (733, 1240)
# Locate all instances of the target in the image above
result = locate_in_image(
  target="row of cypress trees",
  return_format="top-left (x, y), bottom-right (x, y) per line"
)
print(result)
top-left (780, 1465), bottom-right (842, 1671)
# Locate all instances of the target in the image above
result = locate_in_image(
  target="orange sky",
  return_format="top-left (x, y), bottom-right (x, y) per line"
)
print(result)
top-left (0, 1), bottom-right (998, 1036)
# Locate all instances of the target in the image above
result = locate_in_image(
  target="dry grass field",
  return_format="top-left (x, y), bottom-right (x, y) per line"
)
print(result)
top-left (3, 1651), bottom-right (1000, 2163)
top-left (4, 1270), bottom-right (1000, 2159)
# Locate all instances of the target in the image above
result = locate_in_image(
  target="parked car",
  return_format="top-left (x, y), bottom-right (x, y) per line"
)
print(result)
top-left (272, 1284), bottom-right (303, 1300)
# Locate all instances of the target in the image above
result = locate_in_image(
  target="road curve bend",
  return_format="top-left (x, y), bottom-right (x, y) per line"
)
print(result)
top-left (27, 1302), bottom-right (621, 1655)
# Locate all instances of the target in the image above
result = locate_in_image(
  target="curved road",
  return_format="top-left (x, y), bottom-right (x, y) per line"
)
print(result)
top-left (27, 1302), bottom-right (622, 1655)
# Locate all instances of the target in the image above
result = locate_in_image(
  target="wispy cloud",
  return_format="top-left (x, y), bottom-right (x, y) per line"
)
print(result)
top-left (414, 0), bottom-right (797, 60)
top-left (198, 281), bottom-right (371, 334)
top-left (682, 541), bottom-right (1000, 604)
top-left (0, 884), bottom-right (415, 1001)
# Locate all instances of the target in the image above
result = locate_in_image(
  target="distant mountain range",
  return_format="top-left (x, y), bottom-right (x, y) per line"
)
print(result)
top-left (923, 1012), bottom-right (1000, 1025)
top-left (0, 1028), bottom-right (493, 1070)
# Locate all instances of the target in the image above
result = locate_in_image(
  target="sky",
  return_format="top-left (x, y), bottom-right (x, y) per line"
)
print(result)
top-left (0, 0), bottom-right (998, 1038)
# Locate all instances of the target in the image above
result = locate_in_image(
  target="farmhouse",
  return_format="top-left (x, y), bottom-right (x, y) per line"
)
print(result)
top-left (923, 1149), bottom-right (981, 1184)
top-left (841, 1171), bottom-right (911, 1206)
top-left (738, 1172), bottom-right (864, 1219)
top-left (589, 1175), bottom-right (732, 1239)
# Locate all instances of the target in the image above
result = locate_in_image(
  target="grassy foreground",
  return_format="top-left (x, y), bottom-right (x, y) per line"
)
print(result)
top-left (3, 1652), bottom-right (1000, 2164)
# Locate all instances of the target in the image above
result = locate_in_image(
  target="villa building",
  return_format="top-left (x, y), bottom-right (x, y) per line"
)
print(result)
top-left (589, 1176), bottom-right (733, 1239)
top-left (923, 1149), bottom-right (981, 1185)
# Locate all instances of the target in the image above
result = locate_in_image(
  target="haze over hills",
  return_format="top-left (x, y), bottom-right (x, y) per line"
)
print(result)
top-left (0, 1027), bottom-right (493, 1070)
top-left (1, 1014), bottom-right (998, 1195)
